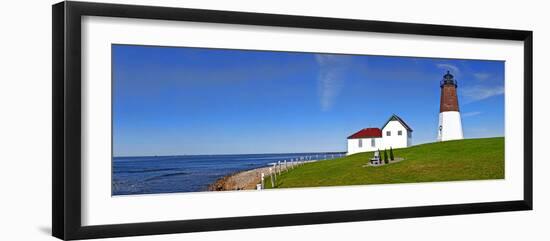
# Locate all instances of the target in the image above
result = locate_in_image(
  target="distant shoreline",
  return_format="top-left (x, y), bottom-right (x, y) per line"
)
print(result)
top-left (113, 152), bottom-right (346, 159)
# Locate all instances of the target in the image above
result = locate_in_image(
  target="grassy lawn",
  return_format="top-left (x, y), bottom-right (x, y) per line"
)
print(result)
top-left (264, 137), bottom-right (504, 189)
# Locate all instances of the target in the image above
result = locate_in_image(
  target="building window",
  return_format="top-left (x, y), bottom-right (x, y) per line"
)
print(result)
top-left (398, 130), bottom-right (402, 136)
top-left (358, 139), bottom-right (362, 148)
top-left (371, 138), bottom-right (375, 147)
top-left (408, 132), bottom-right (412, 138)
top-left (386, 131), bottom-right (391, 136)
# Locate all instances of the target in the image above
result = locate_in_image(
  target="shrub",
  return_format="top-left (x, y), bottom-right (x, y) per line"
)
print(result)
top-left (390, 147), bottom-right (394, 161)
top-left (383, 149), bottom-right (389, 164)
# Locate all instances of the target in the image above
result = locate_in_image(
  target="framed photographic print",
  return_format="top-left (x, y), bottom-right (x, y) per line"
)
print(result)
top-left (52, 1), bottom-right (533, 240)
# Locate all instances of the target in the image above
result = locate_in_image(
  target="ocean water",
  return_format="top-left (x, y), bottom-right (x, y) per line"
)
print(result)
top-left (112, 152), bottom-right (345, 195)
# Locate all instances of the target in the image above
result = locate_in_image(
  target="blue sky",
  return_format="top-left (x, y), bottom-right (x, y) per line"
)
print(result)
top-left (112, 45), bottom-right (504, 156)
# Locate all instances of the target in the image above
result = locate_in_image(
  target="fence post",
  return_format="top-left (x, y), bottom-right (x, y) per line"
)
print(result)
top-left (269, 168), bottom-right (277, 188)
top-left (270, 167), bottom-right (275, 188)
top-left (261, 172), bottom-right (265, 189)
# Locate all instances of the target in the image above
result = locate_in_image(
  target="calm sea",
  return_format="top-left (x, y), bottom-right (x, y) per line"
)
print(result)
top-left (112, 152), bottom-right (345, 195)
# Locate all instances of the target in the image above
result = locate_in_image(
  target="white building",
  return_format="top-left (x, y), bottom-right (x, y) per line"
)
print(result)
top-left (347, 115), bottom-right (412, 155)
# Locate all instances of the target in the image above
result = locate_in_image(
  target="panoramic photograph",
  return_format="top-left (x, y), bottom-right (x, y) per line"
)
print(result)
top-left (111, 44), bottom-right (505, 196)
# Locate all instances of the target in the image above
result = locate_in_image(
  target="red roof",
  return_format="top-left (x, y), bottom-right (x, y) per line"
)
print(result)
top-left (347, 128), bottom-right (382, 139)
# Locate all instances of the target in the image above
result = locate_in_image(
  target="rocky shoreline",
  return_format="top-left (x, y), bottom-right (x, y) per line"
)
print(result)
top-left (208, 160), bottom-right (317, 191)
top-left (208, 166), bottom-right (272, 191)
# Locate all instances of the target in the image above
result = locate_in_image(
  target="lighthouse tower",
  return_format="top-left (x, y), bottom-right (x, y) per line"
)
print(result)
top-left (438, 71), bottom-right (464, 141)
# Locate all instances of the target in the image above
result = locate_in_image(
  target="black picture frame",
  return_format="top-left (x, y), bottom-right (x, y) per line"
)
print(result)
top-left (52, 1), bottom-right (533, 240)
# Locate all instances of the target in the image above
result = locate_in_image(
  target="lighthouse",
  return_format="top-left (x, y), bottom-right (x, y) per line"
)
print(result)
top-left (438, 71), bottom-right (464, 141)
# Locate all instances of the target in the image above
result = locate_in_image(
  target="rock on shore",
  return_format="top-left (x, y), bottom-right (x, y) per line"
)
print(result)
top-left (208, 166), bottom-right (272, 191)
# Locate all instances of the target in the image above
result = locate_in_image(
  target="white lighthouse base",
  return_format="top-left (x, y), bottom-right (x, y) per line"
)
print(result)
top-left (438, 111), bottom-right (464, 141)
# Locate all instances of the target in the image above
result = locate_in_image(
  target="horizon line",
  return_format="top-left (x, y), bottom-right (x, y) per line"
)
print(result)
top-left (113, 136), bottom-right (504, 158)
top-left (113, 150), bottom-right (347, 159)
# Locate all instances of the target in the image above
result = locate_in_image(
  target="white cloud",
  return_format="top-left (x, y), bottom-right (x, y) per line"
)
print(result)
top-left (436, 63), bottom-right (460, 75)
top-left (461, 85), bottom-right (504, 103)
top-left (462, 111), bottom-right (482, 117)
top-left (315, 54), bottom-right (351, 111)
top-left (473, 73), bottom-right (491, 81)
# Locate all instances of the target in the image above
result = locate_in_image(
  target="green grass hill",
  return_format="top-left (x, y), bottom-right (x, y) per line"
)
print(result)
top-left (265, 137), bottom-right (504, 189)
